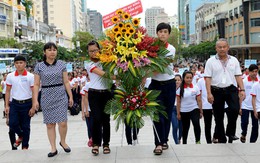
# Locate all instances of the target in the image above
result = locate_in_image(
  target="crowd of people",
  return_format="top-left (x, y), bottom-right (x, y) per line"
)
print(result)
top-left (1, 22), bottom-right (260, 158)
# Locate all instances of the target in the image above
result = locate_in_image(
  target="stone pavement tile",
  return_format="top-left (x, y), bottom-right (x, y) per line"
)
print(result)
top-left (227, 143), bottom-right (260, 156)
top-left (0, 149), bottom-right (54, 163)
top-left (177, 156), bottom-right (247, 163)
top-left (240, 156), bottom-right (260, 163)
top-left (174, 144), bottom-right (237, 157)
top-left (116, 158), bottom-right (178, 163)
top-left (116, 145), bottom-right (176, 159)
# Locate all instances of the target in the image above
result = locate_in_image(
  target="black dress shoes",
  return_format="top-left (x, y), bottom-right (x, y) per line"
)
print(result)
top-left (48, 150), bottom-right (58, 157)
top-left (230, 135), bottom-right (239, 141)
top-left (60, 142), bottom-right (71, 153)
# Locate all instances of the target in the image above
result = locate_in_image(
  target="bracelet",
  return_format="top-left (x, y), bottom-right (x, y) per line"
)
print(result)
top-left (240, 89), bottom-right (245, 91)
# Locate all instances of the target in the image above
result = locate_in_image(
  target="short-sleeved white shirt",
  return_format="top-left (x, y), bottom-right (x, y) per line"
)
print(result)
top-left (1, 80), bottom-right (6, 94)
top-left (81, 82), bottom-right (91, 112)
top-left (151, 43), bottom-right (175, 81)
top-left (204, 54), bottom-right (241, 88)
top-left (241, 76), bottom-right (258, 110)
top-left (250, 82), bottom-right (260, 112)
top-left (85, 61), bottom-right (109, 90)
top-left (176, 84), bottom-right (201, 112)
top-left (197, 78), bottom-right (212, 109)
top-left (6, 70), bottom-right (34, 100)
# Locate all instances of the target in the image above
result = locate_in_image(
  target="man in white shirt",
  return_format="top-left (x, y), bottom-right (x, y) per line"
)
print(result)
top-left (204, 38), bottom-right (245, 143)
top-left (5, 55), bottom-right (35, 150)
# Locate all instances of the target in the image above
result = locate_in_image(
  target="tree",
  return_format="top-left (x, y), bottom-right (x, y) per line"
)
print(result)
top-left (167, 26), bottom-right (183, 60)
top-left (0, 38), bottom-right (23, 48)
top-left (21, 0), bottom-right (33, 21)
top-left (72, 31), bottom-right (94, 56)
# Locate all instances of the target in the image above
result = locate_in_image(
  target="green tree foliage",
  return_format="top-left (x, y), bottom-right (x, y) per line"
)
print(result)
top-left (179, 40), bottom-right (216, 61)
top-left (20, 0), bottom-right (33, 21)
top-left (72, 31), bottom-right (94, 56)
top-left (168, 26), bottom-right (182, 53)
top-left (0, 38), bottom-right (23, 48)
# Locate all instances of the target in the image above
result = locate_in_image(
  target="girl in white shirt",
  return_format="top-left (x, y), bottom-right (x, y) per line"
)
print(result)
top-left (177, 71), bottom-right (203, 144)
top-left (1, 73), bottom-right (7, 118)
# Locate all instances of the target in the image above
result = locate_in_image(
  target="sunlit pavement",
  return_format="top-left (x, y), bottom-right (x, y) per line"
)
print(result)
top-left (0, 99), bottom-right (259, 163)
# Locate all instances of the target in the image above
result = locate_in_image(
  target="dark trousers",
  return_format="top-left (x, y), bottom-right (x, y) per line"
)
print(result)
top-left (125, 122), bottom-right (139, 145)
top-left (211, 85), bottom-right (239, 143)
top-left (3, 93), bottom-right (6, 117)
top-left (203, 109), bottom-right (213, 144)
top-left (181, 109), bottom-right (201, 144)
top-left (148, 79), bottom-right (176, 146)
top-left (9, 100), bottom-right (32, 148)
top-left (172, 106), bottom-right (182, 144)
top-left (88, 90), bottom-right (112, 147)
top-left (85, 111), bottom-right (93, 139)
top-left (241, 109), bottom-right (259, 143)
top-left (9, 128), bottom-right (17, 150)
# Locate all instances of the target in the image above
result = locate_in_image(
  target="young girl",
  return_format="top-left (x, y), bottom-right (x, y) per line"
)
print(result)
top-left (86, 40), bottom-right (114, 155)
top-left (176, 71), bottom-right (202, 144)
top-left (171, 74), bottom-right (182, 144)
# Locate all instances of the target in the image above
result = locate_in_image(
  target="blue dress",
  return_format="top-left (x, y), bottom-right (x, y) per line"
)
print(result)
top-left (34, 60), bottom-right (68, 124)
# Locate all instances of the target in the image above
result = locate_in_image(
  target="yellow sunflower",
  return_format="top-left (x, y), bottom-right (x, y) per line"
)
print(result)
top-left (112, 25), bottom-right (120, 33)
top-left (115, 32), bottom-right (122, 38)
top-left (125, 23), bottom-right (133, 29)
top-left (132, 18), bottom-right (140, 26)
top-left (121, 27), bottom-right (127, 33)
top-left (111, 16), bottom-right (120, 24)
top-left (125, 31), bottom-right (132, 38)
top-left (118, 22), bottom-right (124, 28)
top-left (116, 9), bottom-right (124, 15)
top-left (122, 12), bottom-right (131, 20)
top-left (128, 27), bottom-right (136, 35)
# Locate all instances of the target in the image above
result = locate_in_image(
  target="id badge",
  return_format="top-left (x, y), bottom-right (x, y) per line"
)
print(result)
top-left (221, 73), bottom-right (226, 84)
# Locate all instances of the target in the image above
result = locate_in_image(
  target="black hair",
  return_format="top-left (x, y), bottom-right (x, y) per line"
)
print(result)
top-left (179, 71), bottom-right (193, 98)
top-left (175, 74), bottom-right (182, 80)
top-left (248, 64), bottom-right (258, 72)
top-left (87, 40), bottom-right (100, 51)
top-left (43, 42), bottom-right (57, 61)
top-left (156, 22), bottom-right (171, 34)
top-left (14, 55), bottom-right (26, 62)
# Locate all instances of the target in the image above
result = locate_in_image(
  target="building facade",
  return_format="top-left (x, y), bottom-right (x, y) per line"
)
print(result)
top-left (145, 7), bottom-right (164, 37)
top-left (87, 9), bottom-right (102, 39)
top-left (168, 14), bottom-right (179, 29)
top-left (0, 0), bottom-right (13, 39)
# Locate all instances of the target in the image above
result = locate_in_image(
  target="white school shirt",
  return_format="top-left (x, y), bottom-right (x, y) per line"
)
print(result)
top-left (197, 78), bottom-right (212, 109)
top-left (81, 82), bottom-right (91, 112)
top-left (204, 54), bottom-right (241, 88)
top-left (250, 82), bottom-right (260, 112)
top-left (151, 43), bottom-right (175, 81)
top-left (1, 80), bottom-right (6, 94)
top-left (241, 76), bottom-right (258, 110)
top-left (192, 74), bottom-right (200, 86)
top-left (85, 61), bottom-right (109, 90)
top-left (6, 70), bottom-right (34, 100)
top-left (69, 79), bottom-right (75, 88)
top-left (176, 84), bottom-right (201, 112)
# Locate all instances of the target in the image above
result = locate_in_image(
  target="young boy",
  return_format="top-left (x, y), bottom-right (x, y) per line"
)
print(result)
top-left (4, 55), bottom-right (35, 150)
top-left (240, 64), bottom-right (259, 143)
top-left (148, 22), bottom-right (176, 155)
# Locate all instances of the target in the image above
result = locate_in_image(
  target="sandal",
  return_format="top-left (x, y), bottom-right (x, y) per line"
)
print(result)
top-left (153, 145), bottom-right (163, 155)
top-left (103, 146), bottom-right (111, 154)
top-left (92, 146), bottom-right (99, 156)
top-left (162, 143), bottom-right (169, 150)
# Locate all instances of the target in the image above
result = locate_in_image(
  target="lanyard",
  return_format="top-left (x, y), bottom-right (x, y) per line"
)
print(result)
top-left (219, 58), bottom-right (229, 73)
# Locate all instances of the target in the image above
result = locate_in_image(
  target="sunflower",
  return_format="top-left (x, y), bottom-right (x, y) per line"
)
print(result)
top-left (121, 27), bottom-right (127, 33)
top-left (112, 25), bottom-right (120, 33)
top-left (132, 18), bottom-right (140, 26)
top-left (128, 27), bottom-right (136, 35)
top-left (125, 31), bottom-right (132, 38)
top-left (116, 9), bottom-right (124, 15)
top-left (118, 22), bottom-right (124, 28)
top-left (115, 32), bottom-right (122, 38)
top-left (111, 16), bottom-right (120, 24)
top-left (124, 23), bottom-right (133, 29)
top-left (122, 12), bottom-right (131, 20)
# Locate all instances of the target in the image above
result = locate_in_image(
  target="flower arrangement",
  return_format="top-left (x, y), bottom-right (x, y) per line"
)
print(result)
top-left (100, 9), bottom-right (172, 130)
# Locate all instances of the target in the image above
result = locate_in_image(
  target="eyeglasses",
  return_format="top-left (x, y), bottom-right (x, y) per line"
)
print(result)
top-left (88, 49), bottom-right (99, 53)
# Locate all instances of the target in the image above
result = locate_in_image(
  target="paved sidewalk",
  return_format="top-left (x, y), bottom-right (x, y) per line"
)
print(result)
top-left (0, 99), bottom-right (259, 162)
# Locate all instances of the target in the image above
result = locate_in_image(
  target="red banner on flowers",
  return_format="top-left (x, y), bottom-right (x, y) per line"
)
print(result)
top-left (102, 0), bottom-right (143, 29)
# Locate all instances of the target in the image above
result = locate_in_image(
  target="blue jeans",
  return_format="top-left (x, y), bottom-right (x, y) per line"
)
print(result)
top-left (9, 100), bottom-right (32, 148)
top-left (149, 79), bottom-right (176, 146)
top-left (172, 106), bottom-right (182, 144)
top-left (241, 109), bottom-right (259, 143)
